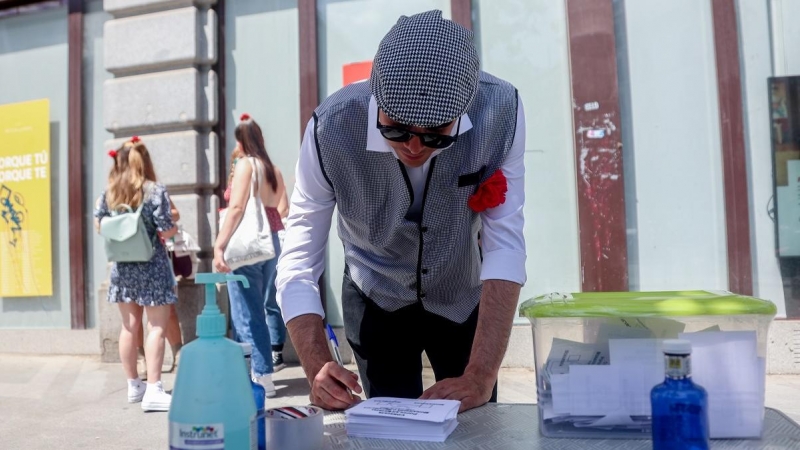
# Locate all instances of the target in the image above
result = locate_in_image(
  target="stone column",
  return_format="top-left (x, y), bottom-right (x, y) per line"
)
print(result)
top-left (100, 0), bottom-right (220, 361)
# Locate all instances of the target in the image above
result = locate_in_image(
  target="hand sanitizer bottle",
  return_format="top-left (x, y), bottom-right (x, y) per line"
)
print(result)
top-left (169, 273), bottom-right (257, 450)
top-left (240, 343), bottom-right (266, 450)
top-left (651, 339), bottom-right (710, 450)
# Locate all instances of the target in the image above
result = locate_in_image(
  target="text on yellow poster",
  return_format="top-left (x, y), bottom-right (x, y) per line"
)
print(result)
top-left (0, 99), bottom-right (52, 297)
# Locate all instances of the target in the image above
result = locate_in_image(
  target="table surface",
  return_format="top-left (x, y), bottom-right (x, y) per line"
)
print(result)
top-left (322, 404), bottom-right (800, 449)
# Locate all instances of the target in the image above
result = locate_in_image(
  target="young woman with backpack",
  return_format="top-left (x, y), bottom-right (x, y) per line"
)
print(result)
top-left (94, 136), bottom-right (177, 412)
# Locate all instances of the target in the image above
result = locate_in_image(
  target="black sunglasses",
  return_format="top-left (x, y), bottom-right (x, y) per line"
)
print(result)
top-left (376, 112), bottom-right (461, 149)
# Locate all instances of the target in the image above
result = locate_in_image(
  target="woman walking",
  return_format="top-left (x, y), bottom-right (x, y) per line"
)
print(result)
top-left (95, 136), bottom-right (177, 411)
top-left (214, 114), bottom-right (287, 397)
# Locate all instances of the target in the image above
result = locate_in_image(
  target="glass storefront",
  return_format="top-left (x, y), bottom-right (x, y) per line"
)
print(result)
top-left (0, 4), bottom-right (71, 328)
top-left (615, 0), bottom-right (728, 293)
top-left (474, 0), bottom-right (581, 313)
top-left (224, 0), bottom-right (301, 194)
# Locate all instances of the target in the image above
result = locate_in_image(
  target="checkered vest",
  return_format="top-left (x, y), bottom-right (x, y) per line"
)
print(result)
top-left (313, 72), bottom-right (519, 323)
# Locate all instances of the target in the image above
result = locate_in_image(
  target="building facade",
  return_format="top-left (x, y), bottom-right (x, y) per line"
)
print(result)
top-left (1, 0), bottom-right (799, 373)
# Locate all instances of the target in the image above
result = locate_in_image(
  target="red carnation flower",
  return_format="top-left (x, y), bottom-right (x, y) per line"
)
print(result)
top-left (130, 136), bottom-right (141, 144)
top-left (240, 113), bottom-right (251, 121)
top-left (468, 169), bottom-right (507, 213)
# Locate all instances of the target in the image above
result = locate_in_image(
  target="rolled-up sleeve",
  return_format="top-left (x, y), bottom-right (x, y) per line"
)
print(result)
top-left (275, 118), bottom-right (336, 323)
top-left (479, 97), bottom-right (527, 285)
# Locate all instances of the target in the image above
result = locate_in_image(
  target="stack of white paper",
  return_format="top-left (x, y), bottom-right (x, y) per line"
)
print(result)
top-left (544, 338), bottom-right (609, 383)
top-left (679, 330), bottom-right (765, 438)
top-left (345, 397), bottom-right (460, 442)
top-left (548, 338), bottom-right (661, 419)
top-left (542, 330), bottom-right (765, 437)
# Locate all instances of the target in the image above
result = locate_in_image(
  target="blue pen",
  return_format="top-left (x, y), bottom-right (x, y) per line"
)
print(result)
top-left (325, 323), bottom-right (344, 367)
top-left (325, 323), bottom-right (353, 399)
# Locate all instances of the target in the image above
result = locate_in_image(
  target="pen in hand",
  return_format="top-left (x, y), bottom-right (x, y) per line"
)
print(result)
top-left (326, 323), bottom-right (344, 367)
top-left (325, 323), bottom-right (354, 399)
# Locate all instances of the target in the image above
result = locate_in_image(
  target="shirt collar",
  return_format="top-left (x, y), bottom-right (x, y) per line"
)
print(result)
top-left (366, 95), bottom-right (474, 154)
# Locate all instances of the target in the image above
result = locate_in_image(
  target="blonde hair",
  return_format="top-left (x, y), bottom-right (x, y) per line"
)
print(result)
top-left (106, 139), bottom-right (157, 211)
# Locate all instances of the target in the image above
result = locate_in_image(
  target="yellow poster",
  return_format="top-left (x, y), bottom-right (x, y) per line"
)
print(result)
top-left (0, 99), bottom-right (52, 297)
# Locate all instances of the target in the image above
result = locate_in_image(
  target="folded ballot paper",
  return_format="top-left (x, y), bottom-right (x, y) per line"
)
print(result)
top-left (542, 328), bottom-right (765, 438)
top-left (345, 397), bottom-right (460, 442)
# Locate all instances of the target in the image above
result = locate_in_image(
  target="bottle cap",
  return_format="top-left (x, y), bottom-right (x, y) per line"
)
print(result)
top-left (662, 339), bottom-right (692, 355)
top-left (194, 273), bottom-right (250, 338)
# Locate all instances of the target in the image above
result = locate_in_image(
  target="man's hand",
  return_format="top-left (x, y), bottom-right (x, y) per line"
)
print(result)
top-left (287, 314), bottom-right (364, 411)
top-left (421, 279), bottom-right (521, 413)
top-left (309, 361), bottom-right (363, 410)
top-left (420, 372), bottom-right (494, 412)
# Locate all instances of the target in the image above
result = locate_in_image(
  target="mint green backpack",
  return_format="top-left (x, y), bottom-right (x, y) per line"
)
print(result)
top-left (100, 184), bottom-right (155, 263)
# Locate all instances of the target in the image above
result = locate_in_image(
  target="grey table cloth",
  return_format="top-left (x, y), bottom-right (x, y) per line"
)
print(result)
top-left (322, 404), bottom-right (800, 449)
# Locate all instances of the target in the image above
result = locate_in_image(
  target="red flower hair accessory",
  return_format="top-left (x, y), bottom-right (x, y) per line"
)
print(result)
top-left (130, 136), bottom-right (141, 144)
top-left (240, 113), bottom-right (251, 121)
top-left (467, 169), bottom-right (507, 213)
top-left (108, 149), bottom-right (117, 158)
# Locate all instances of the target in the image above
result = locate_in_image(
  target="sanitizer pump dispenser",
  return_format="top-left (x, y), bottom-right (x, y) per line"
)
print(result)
top-left (169, 273), bottom-right (257, 450)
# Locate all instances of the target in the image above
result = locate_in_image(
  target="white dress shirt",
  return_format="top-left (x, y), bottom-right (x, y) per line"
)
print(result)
top-left (276, 95), bottom-right (527, 323)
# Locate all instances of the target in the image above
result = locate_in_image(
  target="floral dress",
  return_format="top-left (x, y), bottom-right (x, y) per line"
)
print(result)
top-left (94, 182), bottom-right (177, 306)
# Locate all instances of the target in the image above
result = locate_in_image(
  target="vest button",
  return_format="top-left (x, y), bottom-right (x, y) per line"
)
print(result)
top-left (422, 268), bottom-right (428, 274)
top-left (420, 292), bottom-right (426, 298)
top-left (421, 226), bottom-right (428, 232)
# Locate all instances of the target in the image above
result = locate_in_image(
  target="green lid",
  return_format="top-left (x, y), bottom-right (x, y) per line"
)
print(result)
top-left (195, 273), bottom-right (250, 337)
top-left (519, 290), bottom-right (777, 319)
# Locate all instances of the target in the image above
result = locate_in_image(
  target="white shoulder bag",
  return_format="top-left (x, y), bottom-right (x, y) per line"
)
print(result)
top-left (219, 157), bottom-right (275, 271)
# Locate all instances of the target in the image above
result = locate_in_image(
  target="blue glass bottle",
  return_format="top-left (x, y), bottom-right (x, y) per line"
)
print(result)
top-left (241, 343), bottom-right (266, 450)
top-left (651, 339), bottom-right (710, 450)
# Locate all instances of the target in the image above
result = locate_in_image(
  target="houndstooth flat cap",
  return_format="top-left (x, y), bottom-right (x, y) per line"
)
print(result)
top-left (369, 10), bottom-right (480, 128)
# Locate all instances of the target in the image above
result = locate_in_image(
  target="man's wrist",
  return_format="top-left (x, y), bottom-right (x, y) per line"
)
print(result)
top-left (464, 364), bottom-right (498, 389)
top-left (306, 357), bottom-right (343, 390)
top-left (286, 313), bottom-right (335, 386)
top-left (306, 360), bottom-right (326, 386)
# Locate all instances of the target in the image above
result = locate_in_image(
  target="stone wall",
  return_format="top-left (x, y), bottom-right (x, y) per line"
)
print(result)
top-left (100, 0), bottom-right (219, 361)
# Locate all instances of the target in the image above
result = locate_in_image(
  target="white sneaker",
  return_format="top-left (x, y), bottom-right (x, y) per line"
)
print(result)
top-left (127, 379), bottom-right (146, 403)
top-left (141, 381), bottom-right (171, 412)
top-left (255, 374), bottom-right (277, 398)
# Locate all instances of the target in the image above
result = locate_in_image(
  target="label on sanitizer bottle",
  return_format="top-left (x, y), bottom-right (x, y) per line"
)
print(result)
top-left (169, 422), bottom-right (224, 450)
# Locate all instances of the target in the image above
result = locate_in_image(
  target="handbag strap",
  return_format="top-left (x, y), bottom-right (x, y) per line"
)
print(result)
top-left (248, 157), bottom-right (263, 208)
top-left (247, 157), bottom-right (271, 229)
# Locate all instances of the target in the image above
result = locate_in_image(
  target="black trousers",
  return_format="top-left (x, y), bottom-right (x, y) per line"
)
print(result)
top-left (341, 272), bottom-right (498, 401)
